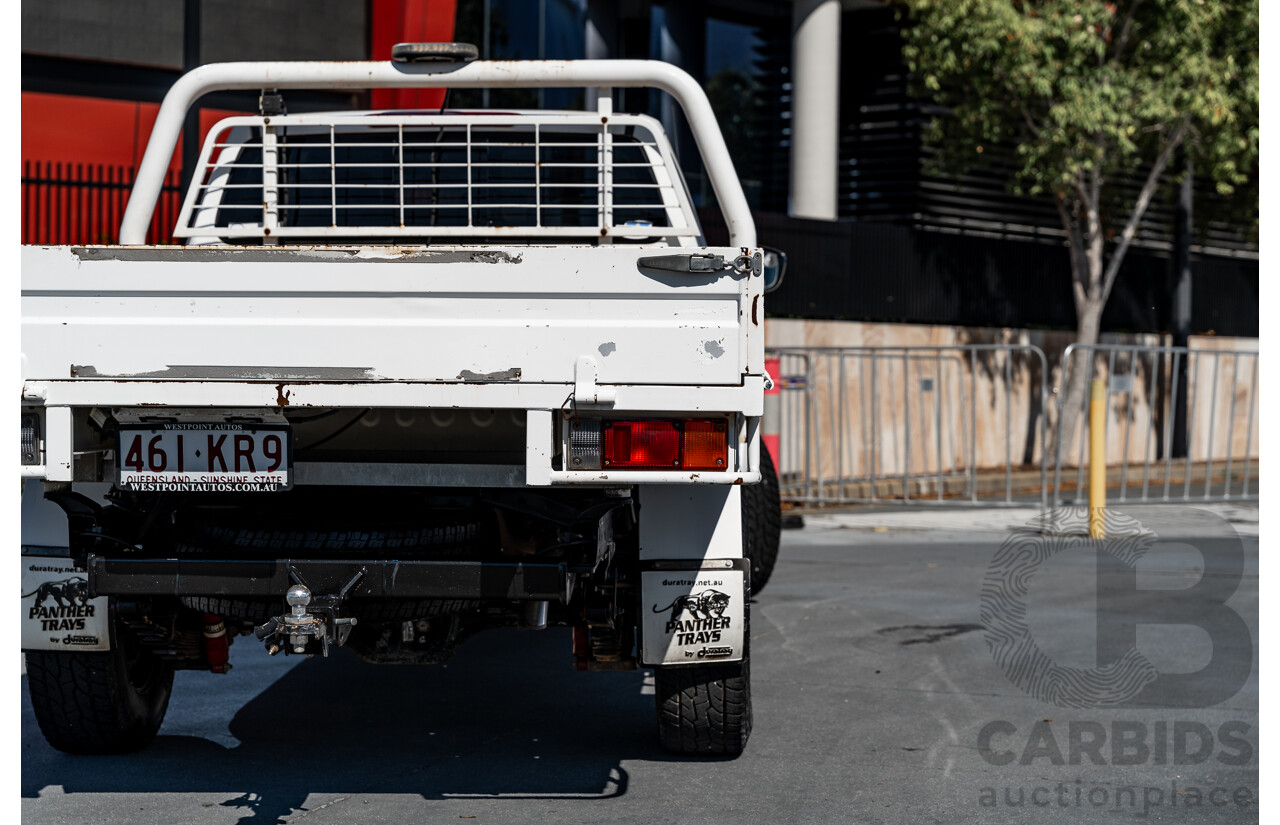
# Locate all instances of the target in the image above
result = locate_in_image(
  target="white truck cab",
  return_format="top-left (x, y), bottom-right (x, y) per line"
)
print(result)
top-left (21, 45), bottom-right (781, 757)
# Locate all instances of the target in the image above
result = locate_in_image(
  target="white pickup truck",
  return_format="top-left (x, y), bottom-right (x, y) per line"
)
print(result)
top-left (20, 45), bottom-right (782, 757)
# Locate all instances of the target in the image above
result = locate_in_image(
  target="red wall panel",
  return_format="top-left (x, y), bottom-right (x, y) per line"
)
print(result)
top-left (23, 91), bottom-right (247, 170)
top-left (22, 1), bottom-right (459, 242)
top-left (369, 0), bottom-right (459, 111)
top-left (22, 93), bottom-right (250, 244)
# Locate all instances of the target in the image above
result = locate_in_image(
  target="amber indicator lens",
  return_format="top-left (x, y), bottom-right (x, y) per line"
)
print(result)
top-left (681, 419), bottom-right (728, 470)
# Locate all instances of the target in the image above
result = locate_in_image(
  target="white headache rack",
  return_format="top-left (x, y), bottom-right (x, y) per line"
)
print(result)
top-left (120, 58), bottom-right (756, 247)
top-left (179, 112), bottom-right (699, 242)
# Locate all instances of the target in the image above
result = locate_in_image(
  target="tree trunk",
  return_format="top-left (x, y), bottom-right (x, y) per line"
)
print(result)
top-left (1169, 156), bottom-right (1194, 458)
top-left (1055, 291), bottom-right (1104, 470)
top-left (1046, 130), bottom-right (1187, 494)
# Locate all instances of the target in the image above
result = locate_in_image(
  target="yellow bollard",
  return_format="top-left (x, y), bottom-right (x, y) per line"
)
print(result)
top-left (1089, 378), bottom-right (1107, 539)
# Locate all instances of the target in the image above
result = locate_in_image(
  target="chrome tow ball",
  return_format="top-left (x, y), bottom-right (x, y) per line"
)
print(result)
top-left (254, 577), bottom-right (360, 657)
top-left (283, 585), bottom-right (323, 653)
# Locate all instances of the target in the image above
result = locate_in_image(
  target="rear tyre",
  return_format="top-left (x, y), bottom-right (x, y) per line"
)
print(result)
top-left (343, 598), bottom-right (479, 623)
top-left (742, 447), bottom-right (782, 594)
top-left (174, 522), bottom-right (481, 555)
top-left (26, 618), bottom-right (174, 754)
top-left (174, 522), bottom-right (484, 624)
top-left (179, 595), bottom-right (278, 624)
top-left (654, 655), bottom-right (752, 756)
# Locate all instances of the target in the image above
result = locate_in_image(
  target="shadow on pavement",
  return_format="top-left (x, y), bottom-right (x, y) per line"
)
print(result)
top-left (23, 627), bottom-right (675, 824)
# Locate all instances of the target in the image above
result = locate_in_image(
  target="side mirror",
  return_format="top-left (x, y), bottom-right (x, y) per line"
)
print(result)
top-left (762, 247), bottom-right (787, 293)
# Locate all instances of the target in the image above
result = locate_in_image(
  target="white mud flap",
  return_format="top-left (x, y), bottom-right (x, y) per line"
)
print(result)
top-left (640, 559), bottom-right (747, 666)
top-left (21, 557), bottom-right (110, 651)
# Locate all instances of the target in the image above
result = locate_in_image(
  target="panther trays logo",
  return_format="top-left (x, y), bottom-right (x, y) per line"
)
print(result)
top-left (652, 589), bottom-right (733, 646)
top-left (24, 576), bottom-right (97, 633)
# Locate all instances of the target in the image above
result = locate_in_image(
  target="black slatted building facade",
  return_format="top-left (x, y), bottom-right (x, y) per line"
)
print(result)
top-left (710, 5), bottom-right (1257, 338)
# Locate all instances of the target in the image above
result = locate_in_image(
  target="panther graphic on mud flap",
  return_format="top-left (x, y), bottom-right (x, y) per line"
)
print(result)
top-left (651, 589), bottom-right (731, 621)
top-left (23, 577), bottom-right (90, 609)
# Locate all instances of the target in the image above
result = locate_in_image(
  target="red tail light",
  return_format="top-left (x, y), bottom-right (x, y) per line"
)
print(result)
top-left (601, 419), bottom-right (728, 470)
top-left (603, 421), bottom-right (680, 468)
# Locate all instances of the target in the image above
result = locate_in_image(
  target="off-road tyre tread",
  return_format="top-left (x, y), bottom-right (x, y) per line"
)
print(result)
top-left (173, 523), bottom-right (482, 623)
top-left (176, 523), bottom-right (481, 555)
top-left (655, 657), bottom-right (752, 756)
top-left (26, 633), bottom-right (173, 754)
top-left (179, 592), bottom-right (478, 623)
top-left (743, 448), bottom-right (782, 594)
top-left (343, 598), bottom-right (480, 622)
top-left (177, 595), bottom-right (279, 623)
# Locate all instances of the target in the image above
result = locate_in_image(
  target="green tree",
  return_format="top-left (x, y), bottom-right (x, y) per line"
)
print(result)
top-left (898, 0), bottom-right (1258, 452)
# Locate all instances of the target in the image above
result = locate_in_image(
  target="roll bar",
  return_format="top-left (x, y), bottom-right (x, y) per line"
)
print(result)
top-left (119, 59), bottom-right (756, 248)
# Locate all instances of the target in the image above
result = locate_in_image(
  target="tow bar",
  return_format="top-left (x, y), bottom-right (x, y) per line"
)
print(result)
top-left (254, 568), bottom-right (362, 656)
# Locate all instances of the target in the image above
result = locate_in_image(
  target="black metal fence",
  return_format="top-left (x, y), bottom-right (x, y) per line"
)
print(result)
top-left (700, 208), bottom-right (1260, 339)
top-left (21, 161), bottom-right (183, 246)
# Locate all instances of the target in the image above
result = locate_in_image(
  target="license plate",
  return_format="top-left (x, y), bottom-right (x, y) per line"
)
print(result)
top-left (117, 423), bottom-right (291, 492)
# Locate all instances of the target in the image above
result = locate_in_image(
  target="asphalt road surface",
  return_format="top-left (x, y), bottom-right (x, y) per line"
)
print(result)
top-left (21, 503), bottom-right (1259, 824)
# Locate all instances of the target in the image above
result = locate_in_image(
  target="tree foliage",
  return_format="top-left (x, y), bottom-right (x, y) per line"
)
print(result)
top-left (898, 0), bottom-right (1257, 451)
top-left (900, 0), bottom-right (1257, 201)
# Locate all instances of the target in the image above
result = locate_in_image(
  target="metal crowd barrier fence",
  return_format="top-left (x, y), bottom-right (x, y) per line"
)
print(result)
top-left (765, 345), bottom-right (1050, 508)
top-left (1052, 344), bottom-right (1259, 506)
